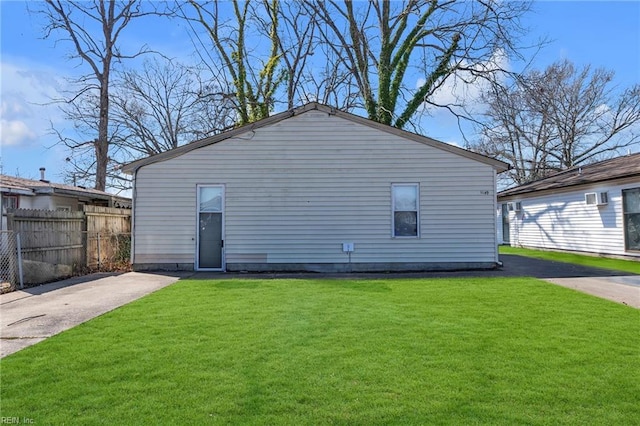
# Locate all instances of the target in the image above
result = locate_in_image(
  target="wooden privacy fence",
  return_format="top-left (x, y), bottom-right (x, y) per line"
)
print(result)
top-left (85, 206), bottom-right (131, 268)
top-left (6, 206), bottom-right (131, 271)
top-left (6, 210), bottom-right (84, 267)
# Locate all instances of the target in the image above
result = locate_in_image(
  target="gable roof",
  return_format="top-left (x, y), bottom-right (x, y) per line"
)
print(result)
top-left (121, 102), bottom-right (509, 174)
top-left (0, 174), bottom-right (131, 206)
top-left (498, 152), bottom-right (640, 198)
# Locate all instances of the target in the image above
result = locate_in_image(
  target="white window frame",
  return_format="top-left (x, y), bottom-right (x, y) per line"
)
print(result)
top-left (622, 187), bottom-right (640, 252)
top-left (2, 195), bottom-right (18, 210)
top-left (391, 183), bottom-right (420, 238)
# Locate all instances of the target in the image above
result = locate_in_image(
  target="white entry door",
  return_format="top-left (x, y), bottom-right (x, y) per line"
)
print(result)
top-left (196, 185), bottom-right (224, 270)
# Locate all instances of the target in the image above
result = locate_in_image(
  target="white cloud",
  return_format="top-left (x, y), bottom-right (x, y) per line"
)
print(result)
top-left (421, 49), bottom-right (510, 114)
top-left (594, 103), bottom-right (611, 116)
top-left (410, 49), bottom-right (512, 144)
top-left (408, 52), bottom-right (511, 146)
top-left (0, 58), bottom-right (66, 147)
top-left (0, 119), bottom-right (36, 146)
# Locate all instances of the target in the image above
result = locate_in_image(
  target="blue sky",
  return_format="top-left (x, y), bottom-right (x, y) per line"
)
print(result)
top-left (1, 1), bottom-right (639, 190)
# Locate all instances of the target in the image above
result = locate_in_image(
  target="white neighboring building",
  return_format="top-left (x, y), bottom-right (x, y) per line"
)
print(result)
top-left (497, 153), bottom-right (640, 258)
top-left (123, 103), bottom-right (508, 272)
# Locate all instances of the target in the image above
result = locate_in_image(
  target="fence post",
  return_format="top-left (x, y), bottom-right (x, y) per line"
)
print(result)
top-left (6, 212), bottom-right (14, 231)
top-left (16, 233), bottom-right (23, 289)
top-left (97, 232), bottom-right (101, 270)
top-left (82, 210), bottom-right (88, 270)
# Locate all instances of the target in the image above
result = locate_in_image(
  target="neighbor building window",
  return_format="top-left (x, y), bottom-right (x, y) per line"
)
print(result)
top-left (623, 187), bottom-right (640, 251)
top-left (1, 195), bottom-right (18, 211)
top-left (392, 184), bottom-right (419, 237)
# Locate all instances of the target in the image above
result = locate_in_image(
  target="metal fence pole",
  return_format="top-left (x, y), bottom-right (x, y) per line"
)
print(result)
top-left (97, 232), bottom-right (101, 270)
top-left (16, 233), bottom-right (23, 289)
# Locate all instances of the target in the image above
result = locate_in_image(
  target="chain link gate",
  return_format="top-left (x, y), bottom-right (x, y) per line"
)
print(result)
top-left (0, 230), bottom-right (22, 293)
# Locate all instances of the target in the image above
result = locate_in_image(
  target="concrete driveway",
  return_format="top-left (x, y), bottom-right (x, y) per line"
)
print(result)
top-left (543, 275), bottom-right (640, 308)
top-left (1, 272), bottom-right (181, 358)
top-left (497, 255), bottom-right (640, 308)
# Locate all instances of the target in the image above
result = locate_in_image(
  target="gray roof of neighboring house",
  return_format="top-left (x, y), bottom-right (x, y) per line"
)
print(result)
top-left (122, 102), bottom-right (509, 174)
top-left (498, 152), bottom-right (640, 198)
top-left (0, 174), bottom-right (131, 206)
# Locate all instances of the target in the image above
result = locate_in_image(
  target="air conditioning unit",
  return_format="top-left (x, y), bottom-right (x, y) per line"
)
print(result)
top-left (585, 192), bottom-right (608, 206)
top-left (507, 201), bottom-right (522, 212)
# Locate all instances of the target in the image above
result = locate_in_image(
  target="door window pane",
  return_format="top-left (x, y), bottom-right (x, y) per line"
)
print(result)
top-left (623, 188), bottom-right (640, 251)
top-left (502, 204), bottom-right (510, 243)
top-left (199, 187), bottom-right (222, 212)
top-left (623, 188), bottom-right (640, 213)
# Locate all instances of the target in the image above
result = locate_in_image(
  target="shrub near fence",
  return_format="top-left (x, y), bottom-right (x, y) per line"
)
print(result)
top-left (5, 206), bottom-right (131, 285)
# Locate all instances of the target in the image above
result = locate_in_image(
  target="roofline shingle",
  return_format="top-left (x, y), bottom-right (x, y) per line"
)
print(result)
top-left (498, 153), bottom-right (640, 198)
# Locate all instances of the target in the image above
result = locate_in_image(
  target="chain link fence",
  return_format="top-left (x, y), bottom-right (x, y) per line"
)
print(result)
top-left (0, 230), bottom-right (21, 293)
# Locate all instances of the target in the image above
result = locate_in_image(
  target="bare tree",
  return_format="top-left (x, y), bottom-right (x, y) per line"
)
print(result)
top-left (35, 0), bottom-right (161, 191)
top-left (181, 0), bottom-right (284, 125)
top-left (471, 59), bottom-right (640, 186)
top-left (302, 0), bottom-right (530, 129)
top-left (470, 79), bottom-right (555, 185)
top-left (110, 58), bottom-right (235, 159)
top-left (297, 46), bottom-right (363, 112)
top-left (275, 1), bottom-right (317, 109)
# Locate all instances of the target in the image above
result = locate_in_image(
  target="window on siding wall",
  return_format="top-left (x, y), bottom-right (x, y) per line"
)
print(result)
top-left (1, 195), bottom-right (18, 211)
top-left (623, 187), bottom-right (640, 251)
top-left (392, 184), bottom-right (419, 237)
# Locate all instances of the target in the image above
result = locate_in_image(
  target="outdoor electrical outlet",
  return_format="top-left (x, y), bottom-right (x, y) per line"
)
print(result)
top-left (342, 243), bottom-right (354, 253)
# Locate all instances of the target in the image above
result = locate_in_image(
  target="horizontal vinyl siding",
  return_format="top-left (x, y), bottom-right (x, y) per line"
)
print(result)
top-left (134, 111), bottom-right (498, 267)
top-left (507, 182), bottom-right (640, 257)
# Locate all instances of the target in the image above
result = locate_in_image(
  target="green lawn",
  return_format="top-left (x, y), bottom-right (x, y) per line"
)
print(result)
top-left (500, 245), bottom-right (640, 274)
top-left (1, 278), bottom-right (639, 425)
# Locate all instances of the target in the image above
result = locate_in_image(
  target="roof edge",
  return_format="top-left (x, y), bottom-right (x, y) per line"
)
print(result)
top-left (1, 174), bottom-right (130, 200)
top-left (0, 187), bottom-right (35, 196)
top-left (498, 153), bottom-right (640, 198)
top-left (498, 172), bottom-right (640, 199)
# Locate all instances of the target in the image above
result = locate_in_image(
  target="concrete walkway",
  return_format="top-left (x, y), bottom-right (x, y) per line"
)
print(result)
top-left (544, 275), bottom-right (640, 309)
top-left (1, 272), bottom-right (181, 358)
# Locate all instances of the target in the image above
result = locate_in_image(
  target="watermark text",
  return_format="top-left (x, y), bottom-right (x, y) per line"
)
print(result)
top-left (1, 417), bottom-right (34, 424)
